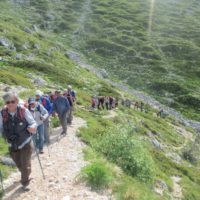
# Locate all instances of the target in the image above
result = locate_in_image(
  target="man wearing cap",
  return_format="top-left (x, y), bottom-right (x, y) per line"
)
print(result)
top-left (53, 90), bottom-right (70, 135)
top-left (28, 97), bottom-right (48, 154)
top-left (35, 90), bottom-right (52, 144)
top-left (0, 93), bottom-right (37, 189)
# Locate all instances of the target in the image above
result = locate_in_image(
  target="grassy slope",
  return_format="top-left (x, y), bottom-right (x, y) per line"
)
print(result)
top-left (0, 1), bottom-right (200, 199)
top-left (72, 0), bottom-right (200, 121)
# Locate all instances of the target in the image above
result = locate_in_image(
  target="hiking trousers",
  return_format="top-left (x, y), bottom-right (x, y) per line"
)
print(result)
top-left (67, 107), bottom-right (73, 124)
top-left (58, 112), bottom-right (68, 133)
top-left (10, 141), bottom-right (33, 186)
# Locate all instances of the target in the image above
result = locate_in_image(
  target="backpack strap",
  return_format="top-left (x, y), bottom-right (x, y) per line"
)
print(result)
top-left (17, 106), bottom-right (26, 121)
top-left (1, 108), bottom-right (9, 123)
top-left (42, 97), bottom-right (47, 106)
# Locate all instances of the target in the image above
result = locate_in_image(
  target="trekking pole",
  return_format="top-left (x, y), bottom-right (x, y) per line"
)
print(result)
top-left (32, 137), bottom-right (45, 179)
top-left (0, 169), bottom-right (4, 194)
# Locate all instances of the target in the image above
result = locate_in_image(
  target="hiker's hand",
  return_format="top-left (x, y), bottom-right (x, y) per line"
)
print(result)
top-left (27, 127), bottom-right (36, 134)
top-left (41, 117), bottom-right (46, 122)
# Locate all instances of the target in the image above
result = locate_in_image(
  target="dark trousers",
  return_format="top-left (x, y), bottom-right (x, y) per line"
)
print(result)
top-left (67, 107), bottom-right (73, 124)
top-left (58, 112), bottom-right (68, 133)
top-left (10, 141), bottom-right (33, 186)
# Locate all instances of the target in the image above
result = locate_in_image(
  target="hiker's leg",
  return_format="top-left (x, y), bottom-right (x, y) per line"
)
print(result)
top-left (62, 112), bottom-right (68, 133)
top-left (20, 142), bottom-right (33, 186)
top-left (10, 150), bottom-right (21, 172)
top-left (37, 124), bottom-right (45, 152)
top-left (67, 107), bottom-right (73, 124)
top-left (44, 117), bottom-right (50, 144)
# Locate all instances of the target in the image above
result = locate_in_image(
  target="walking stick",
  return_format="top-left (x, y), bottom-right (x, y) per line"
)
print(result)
top-left (32, 138), bottom-right (45, 179)
top-left (0, 169), bottom-right (4, 194)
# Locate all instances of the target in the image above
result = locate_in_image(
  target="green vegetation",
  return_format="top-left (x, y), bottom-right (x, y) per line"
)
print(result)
top-left (0, 0), bottom-right (200, 199)
top-left (80, 161), bottom-right (113, 190)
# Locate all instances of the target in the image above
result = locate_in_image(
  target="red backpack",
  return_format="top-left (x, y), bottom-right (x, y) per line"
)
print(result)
top-left (1, 106), bottom-right (26, 123)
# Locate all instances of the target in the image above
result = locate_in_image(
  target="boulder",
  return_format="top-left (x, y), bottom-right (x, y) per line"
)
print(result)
top-left (152, 139), bottom-right (163, 149)
top-left (24, 27), bottom-right (32, 34)
top-left (0, 156), bottom-right (16, 167)
top-left (16, 53), bottom-right (23, 60)
top-left (33, 78), bottom-right (46, 86)
top-left (33, 44), bottom-right (40, 49)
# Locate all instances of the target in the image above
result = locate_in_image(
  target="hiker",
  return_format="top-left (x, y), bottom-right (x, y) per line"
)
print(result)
top-left (91, 96), bottom-right (97, 109)
top-left (35, 90), bottom-right (52, 144)
top-left (98, 96), bottom-right (105, 110)
top-left (105, 96), bottom-right (109, 110)
top-left (157, 108), bottom-right (164, 117)
top-left (63, 90), bottom-right (74, 125)
top-left (67, 85), bottom-right (76, 102)
top-left (53, 91), bottom-right (70, 135)
top-left (125, 99), bottom-right (131, 108)
top-left (109, 96), bottom-right (113, 110)
top-left (112, 98), bottom-right (116, 109)
top-left (140, 102), bottom-right (144, 112)
top-left (134, 101), bottom-right (139, 110)
top-left (0, 93), bottom-right (37, 189)
top-left (28, 97), bottom-right (48, 154)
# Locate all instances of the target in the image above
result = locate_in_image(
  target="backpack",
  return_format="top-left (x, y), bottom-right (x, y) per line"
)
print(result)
top-left (1, 106), bottom-right (26, 123)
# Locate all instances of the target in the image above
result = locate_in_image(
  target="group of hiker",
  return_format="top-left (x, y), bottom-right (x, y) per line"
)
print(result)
top-left (91, 96), bottom-right (118, 110)
top-left (0, 85), bottom-right (76, 190)
top-left (122, 99), bottom-right (145, 112)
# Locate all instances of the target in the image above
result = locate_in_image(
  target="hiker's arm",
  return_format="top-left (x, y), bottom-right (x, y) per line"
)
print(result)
top-left (24, 109), bottom-right (37, 133)
top-left (40, 105), bottom-right (49, 120)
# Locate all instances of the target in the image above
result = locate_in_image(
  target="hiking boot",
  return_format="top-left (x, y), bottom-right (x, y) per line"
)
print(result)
top-left (39, 150), bottom-right (44, 154)
top-left (61, 131), bottom-right (67, 136)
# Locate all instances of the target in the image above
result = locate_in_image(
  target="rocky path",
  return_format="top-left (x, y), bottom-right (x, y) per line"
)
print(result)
top-left (2, 117), bottom-right (111, 200)
top-left (171, 176), bottom-right (182, 200)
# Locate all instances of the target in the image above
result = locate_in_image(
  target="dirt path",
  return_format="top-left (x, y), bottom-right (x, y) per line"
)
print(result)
top-left (2, 117), bottom-right (111, 200)
top-left (102, 110), bottom-right (117, 119)
top-left (171, 176), bottom-right (182, 200)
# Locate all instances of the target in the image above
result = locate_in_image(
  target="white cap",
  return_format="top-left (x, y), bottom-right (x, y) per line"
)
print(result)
top-left (35, 90), bottom-right (43, 96)
top-left (68, 85), bottom-right (72, 89)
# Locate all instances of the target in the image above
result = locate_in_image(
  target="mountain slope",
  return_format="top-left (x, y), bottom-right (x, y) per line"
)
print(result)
top-left (0, 1), bottom-right (200, 200)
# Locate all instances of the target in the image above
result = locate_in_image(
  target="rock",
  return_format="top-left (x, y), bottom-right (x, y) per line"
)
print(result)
top-left (100, 69), bottom-right (108, 78)
top-left (4, 86), bottom-right (11, 92)
top-left (16, 53), bottom-right (23, 60)
top-left (0, 57), bottom-right (3, 61)
top-left (62, 196), bottom-right (70, 200)
top-left (32, 24), bottom-right (39, 32)
top-left (166, 152), bottom-right (182, 164)
top-left (22, 42), bottom-right (29, 50)
top-left (24, 27), bottom-right (32, 34)
top-left (33, 44), bottom-right (40, 49)
top-left (0, 37), bottom-right (10, 48)
top-left (152, 139), bottom-right (163, 149)
top-left (0, 156), bottom-right (16, 167)
top-left (33, 78), bottom-right (46, 86)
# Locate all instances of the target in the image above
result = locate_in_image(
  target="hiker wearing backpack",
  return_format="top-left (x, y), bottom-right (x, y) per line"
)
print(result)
top-left (98, 96), bottom-right (105, 110)
top-left (105, 96), bottom-right (109, 110)
top-left (35, 90), bottom-right (52, 144)
top-left (28, 97), bottom-right (48, 154)
top-left (52, 90), bottom-right (70, 135)
top-left (0, 93), bottom-right (37, 189)
top-left (109, 96), bottom-right (113, 110)
top-left (63, 89), bottom-right (74, 125)
top-left (67, 85), bottom-right (76, 102)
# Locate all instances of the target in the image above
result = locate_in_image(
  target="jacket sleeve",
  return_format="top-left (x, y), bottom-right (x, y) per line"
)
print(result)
top-left (47, 98), bottom-right (53, 114)
top-left (40, 104), bottom-right (49, 120)
top-left (24, 109), bottom-right (37, 129)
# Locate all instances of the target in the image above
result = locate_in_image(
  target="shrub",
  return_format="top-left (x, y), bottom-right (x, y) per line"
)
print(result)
top-left (96, 126), bottom-right (155, 182)
top-left (80, 162), bottom-right (113, 190)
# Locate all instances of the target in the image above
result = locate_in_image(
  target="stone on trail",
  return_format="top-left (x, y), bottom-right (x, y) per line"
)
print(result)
top-left (62, 196), bottom-right (70, 200)
top-left (0, 156), bottom-right (16, 167)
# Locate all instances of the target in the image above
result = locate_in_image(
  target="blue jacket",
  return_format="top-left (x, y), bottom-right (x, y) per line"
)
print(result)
top-left (37, 96), bottom-right (53, 114)
top-left (53, 96), bottom-right (70, 115)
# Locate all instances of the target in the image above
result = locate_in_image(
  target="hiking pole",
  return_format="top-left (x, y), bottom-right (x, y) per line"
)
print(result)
top-left (0, 169), bottom-right (4, 194)
top-left (32, 137), bottom-right (45, 180)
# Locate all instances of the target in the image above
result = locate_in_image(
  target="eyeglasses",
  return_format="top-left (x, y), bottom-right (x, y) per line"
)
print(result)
top-left (6, 100), bottom-right (16, 105)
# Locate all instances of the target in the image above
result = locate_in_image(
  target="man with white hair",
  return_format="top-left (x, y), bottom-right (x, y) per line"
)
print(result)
top-left (0, 93), bottom-right (37, 190)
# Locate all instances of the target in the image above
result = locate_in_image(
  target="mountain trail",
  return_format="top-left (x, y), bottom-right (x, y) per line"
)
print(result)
top-left (103, 110), bottom-right (117, 119)
top-left (2, 117), bottom-right (111, 200)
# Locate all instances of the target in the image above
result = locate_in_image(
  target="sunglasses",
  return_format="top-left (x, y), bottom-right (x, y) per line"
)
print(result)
top-left (6, 100), bottom-right (16, 105)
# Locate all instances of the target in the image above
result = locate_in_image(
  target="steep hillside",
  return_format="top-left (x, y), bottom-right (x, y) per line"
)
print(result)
top-left (0, 1), bottom-right (200, 200)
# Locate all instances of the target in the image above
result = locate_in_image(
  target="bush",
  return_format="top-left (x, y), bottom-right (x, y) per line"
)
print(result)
top-left (96, 126), bottom-right (155, 182)
top-left (80, 162), bottom-right (113, 190)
